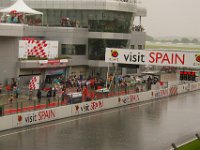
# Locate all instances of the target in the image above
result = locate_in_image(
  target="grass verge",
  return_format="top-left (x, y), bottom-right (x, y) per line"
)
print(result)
top-left (178, 139), bottom-right (200, 150)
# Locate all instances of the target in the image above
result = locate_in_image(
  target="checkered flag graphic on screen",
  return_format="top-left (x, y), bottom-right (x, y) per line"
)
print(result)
top-left (27, 40), bottom-right (48, 58)
top-left (29, 76), bottom-right (40, 90)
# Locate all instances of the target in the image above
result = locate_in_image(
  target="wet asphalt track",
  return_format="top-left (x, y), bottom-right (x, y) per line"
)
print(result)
top-left (1, 90), bottom-right (200, 150)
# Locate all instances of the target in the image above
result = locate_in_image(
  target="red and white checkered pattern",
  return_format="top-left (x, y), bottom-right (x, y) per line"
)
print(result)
top-left (27, 40), bottom-right (48, 58)
top-left (19, 40), bottom-right (58, 59)
top-left (169, 86), bottom-right (178, 96)
top-left (29, 76), bottom-right (40, 90)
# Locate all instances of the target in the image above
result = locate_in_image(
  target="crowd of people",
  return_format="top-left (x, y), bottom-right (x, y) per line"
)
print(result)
top-left (132, 25), bottom-right (145, 32)
top-left (41, 73), bottom-right (164, 104)
top-left (1, 12), bottom-right (24, 24)
top-left (0, 73), bottom-right (163, 106)
top-left (0, 10), bottom-right (42, 26)
top-left (60, 17), bottom-right (80, 27)
top-left (35, 75), bottom-right (105, 104)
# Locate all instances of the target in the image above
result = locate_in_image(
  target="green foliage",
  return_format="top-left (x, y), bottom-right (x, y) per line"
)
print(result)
top-left (179, 140), bottom-right (200, 150)
top-left (191, 38), bottom-right (199, 44)
top-left (146, 35), bottom-right (154, 41)
top-left (146, 44), bottom-right (200, 50)
top-left (181, 38), bottom-right (190, 43)
top-left (172, 39), bottom-right (180, 43)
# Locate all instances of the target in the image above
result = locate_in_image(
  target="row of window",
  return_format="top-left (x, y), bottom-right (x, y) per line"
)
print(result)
top-left (41, 10), bottom-right (133, 33)
top-left (61, 43), bottom-right (144, 60)
top-left (130, 45), bottom-right (144, 50)
top-left (61, 44), bottom-right (86, 55)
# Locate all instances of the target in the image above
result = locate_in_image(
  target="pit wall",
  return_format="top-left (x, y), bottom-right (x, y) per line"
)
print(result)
top-left (1, 82), bottom-right (200, 131)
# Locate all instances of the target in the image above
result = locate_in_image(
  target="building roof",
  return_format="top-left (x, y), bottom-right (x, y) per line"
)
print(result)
top-left (0, 0), bottom-right (43, 15)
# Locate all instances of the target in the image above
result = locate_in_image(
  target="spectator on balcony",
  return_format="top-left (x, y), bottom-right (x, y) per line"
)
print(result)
top-left (28, 18), bottom-right (33, 25)
top-left (61, 17), bottom-right (71, 27)
top-left (1, 15), bottom-right (6, 23)
top-left (13, 16), bottom-right (18, 23)
top-left (75, 19), bottom-right (80, 28)
top-left (6, 15), bottom-right (12, 23)
top-left (18, 14), bottom-right (24, 24)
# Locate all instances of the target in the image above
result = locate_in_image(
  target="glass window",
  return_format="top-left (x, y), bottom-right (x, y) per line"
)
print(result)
top-left (138, 45), bottom-right (143, 50)
top-left (61, 44), bottom-right (86, 55)
top-left (41, 9), bottom-right (132, 31)
top-left (88, 39), bottom-right (128, 60)
top-left (88, 11), bottom-right (132, 33)
top-left (130, 45), bottom-right (135, 49)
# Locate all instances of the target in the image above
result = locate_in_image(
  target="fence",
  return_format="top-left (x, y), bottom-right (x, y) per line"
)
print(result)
top-left (1, 84), bottom-right (146, 116)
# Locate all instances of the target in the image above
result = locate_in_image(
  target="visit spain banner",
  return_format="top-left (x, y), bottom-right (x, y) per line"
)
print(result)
top-left (105, 48), bottom-right (200, 68)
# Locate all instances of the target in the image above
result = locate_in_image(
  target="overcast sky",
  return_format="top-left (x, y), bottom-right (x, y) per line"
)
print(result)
top-left (139, 0), bottom-right (200, 38)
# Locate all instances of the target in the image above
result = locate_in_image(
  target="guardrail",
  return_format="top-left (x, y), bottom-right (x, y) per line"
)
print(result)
top-left (170, 134), bottom-right (200, 150)
top-left (0, 85), bottom-right (142, 117)
top-left (0, 81), bottom-right (199, 131)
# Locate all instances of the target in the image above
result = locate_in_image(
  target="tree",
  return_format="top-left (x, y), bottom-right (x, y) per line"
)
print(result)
top-left (172, 39), bottom-right (179, 43)
top-left (146, 35), bottom-right (154, 41)
top-left (181, 38), bottom-right (190, 43)
top-left (191, 38), bottom-right (198, 44)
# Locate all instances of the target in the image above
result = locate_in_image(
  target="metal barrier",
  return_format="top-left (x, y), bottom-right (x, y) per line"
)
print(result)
top-left (1, 84), bottom-right (146, 116)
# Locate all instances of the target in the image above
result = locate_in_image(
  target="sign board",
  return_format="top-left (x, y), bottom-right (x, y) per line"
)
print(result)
top-left (39, 59), bottom-right (69, 64)
top-left (180, 71), bottom-right (196, 81)
top-left (105, 48), bottom-right (200, 68)
top-left (29, 76), bottom-right (40, 90)
top-left (19, 40), bottom-right (58, 59)
top-left (71, 100), bottom-right (104, 115)
top-left (15, 109), bottom-right (56, 127)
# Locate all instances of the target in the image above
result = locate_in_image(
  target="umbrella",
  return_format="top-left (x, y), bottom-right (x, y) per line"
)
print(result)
top-left (16, 13), bottom-right (23, 17)
top-left (9, 10), bottom-right (17, 14)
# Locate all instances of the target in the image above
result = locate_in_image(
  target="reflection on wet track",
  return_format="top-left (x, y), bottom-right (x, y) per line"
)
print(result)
top-left (1, 91), bottom-right (200, 150)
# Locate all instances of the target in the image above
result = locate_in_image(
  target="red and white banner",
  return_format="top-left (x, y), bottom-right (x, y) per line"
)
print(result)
top-left (19, 40), bottom-right (58, 59)
top-left (29, 76), bottom-right (40, 90)
top-left (15, 109), bottom-right (56, 127)
top-left (38, 59), bottom-right (69, 64)
top-left (189, 82), bottom-right (198, 91)
top-left (105, 48), bottom-right (200, 68)
top-left (71, 100), bottom-right (104, 115)
top-left (169, 86), bottom-right (178, 96)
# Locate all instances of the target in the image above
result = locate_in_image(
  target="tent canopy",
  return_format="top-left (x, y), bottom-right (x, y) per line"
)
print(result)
top-left (0, 0), bottom-right (43, 15)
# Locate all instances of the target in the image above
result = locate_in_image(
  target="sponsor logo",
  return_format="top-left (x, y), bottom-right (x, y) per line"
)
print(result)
top-left (18, 115), bottom-right (22, 122)
top-left (17, 109), bottom-right (56, 125)
top-left (74, 101), bottom-right (103, 114)
top-left (195, 54), bottom-right (200, 62)
top-left (111, 50), bottom-right (119, 57)
top-left (193, 54), bottom-right (200, 66)
top-left (109, 49), bottom-right (119, 62)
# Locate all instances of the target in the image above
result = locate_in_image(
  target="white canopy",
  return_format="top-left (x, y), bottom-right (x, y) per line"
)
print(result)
top-left (0, 0), bottom-right (43, 15)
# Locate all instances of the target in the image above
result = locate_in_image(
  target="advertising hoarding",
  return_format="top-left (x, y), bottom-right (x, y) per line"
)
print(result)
top-left (105, 48), bottom-right (200, 68)
top-left (19, 40), bottom-right (58, 59)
